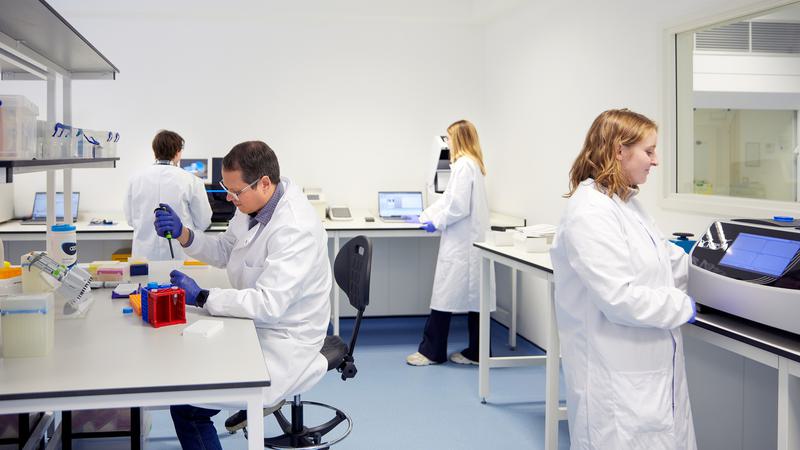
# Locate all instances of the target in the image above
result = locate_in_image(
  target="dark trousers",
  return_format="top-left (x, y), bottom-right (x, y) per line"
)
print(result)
top-left (418, 309), bottom-right (481, 363)
top-left (170, 405), bottom-right (223, 450)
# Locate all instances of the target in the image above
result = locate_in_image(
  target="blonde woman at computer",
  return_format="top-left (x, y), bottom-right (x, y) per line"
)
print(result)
top-left (124, 130), bottom-right (212, 261)
top-left (407, 119), bottom-right (490, 366)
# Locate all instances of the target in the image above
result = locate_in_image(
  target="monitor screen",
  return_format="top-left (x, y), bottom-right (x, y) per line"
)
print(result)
top-left (205, 184), bottom-right (235, 223)
top-left (180, 158), bottom-right (208, 179)
top-left (211, 157), bottom-right (224, 184)
top-left (378, 192), bottom-right (424, 217)
top-left (719, 232), bottom-right (800, 277)
top-left (32, 192), bottom-right (79, 220)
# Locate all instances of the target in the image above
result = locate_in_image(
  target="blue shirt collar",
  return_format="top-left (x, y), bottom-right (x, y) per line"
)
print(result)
top-left (250, 180), bottom-right (284, 227)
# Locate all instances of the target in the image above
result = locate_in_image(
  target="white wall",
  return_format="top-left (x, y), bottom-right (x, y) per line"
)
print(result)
top-left (0, 0), bottom-right (490, 217)
top-left (480, 0), bottom-right (770, 233)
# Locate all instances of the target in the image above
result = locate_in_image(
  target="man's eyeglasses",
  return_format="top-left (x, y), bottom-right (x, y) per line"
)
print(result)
top-left (219, 178), bottom-right (260, 202)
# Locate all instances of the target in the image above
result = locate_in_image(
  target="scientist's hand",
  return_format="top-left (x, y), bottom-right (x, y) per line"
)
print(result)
top-left (170, 270), bottom-right (201, 306)
top-left (420, 221), bottom-right (436, 233)
top-left (154, 203), bottom-right (183, 239)
top-left (687, 297), bottom-right (697, 324)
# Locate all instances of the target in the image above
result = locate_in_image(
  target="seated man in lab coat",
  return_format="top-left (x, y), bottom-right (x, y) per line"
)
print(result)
top-left (153, 140), bottom-right (332, 450)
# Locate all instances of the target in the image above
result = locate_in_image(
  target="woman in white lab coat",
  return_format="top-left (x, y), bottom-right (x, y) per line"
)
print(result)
top-left (549, 109), bottom-right (697, 449)
top-left (406, 120), bottom-right (489, 366)
top-left (154, 141), bottom-right (331, 450)
top-left (124, 130), bottom-right (211, 261)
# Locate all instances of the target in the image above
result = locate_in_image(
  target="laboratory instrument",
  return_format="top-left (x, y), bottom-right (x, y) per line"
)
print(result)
top-left (327, 206), bottom-right (352, 221)
top-left (154, 206), bottom-right (176, 259)
top-left (427, 135), bottom-right (451, 201)
top-left (688, 220), bottom-right (800, 335)
top-left (22, 251), bottom-right (92, 316)
top-left (303, 187), bottom-right (327, 220)
top-left (671, 232), bottom-right (696, 253)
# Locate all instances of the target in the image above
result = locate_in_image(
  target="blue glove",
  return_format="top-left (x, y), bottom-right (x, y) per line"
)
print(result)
top-left (170, 270), bottom-right (201, 306)
top-left (687, 297), bottom-right (697, 324)
top-left (420, 221), bottom-right (436, 233)
top-left (154, 203), bottom-right (183, 239)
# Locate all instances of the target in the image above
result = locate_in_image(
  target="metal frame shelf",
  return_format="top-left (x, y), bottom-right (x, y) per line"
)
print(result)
top-left (0, 158), bottom-right (119, 181)
top-left (0, 0), bottom-right (118, 230)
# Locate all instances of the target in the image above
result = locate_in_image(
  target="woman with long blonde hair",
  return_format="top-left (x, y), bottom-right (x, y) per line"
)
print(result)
top-left (407, 119), bottom-right (490, 366)
top-left (549, 109), bottom-right (697, 448)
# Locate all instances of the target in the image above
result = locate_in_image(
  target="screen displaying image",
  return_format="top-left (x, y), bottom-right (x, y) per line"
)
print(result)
top-left (719, 232), bottom-right (800, 277)
top-left (378, 192), bottom-right (423, 217)
top-left (32, 192), bottom-right (79, 220)
top-left (180, 159), bottom-right (208, 179)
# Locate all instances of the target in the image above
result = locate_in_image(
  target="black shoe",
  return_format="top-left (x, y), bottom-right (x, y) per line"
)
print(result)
top-left (224, 400), bottom-right (287, 434)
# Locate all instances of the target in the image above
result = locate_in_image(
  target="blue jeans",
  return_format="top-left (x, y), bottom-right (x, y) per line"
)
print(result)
top-left (170, 404), bottom-right (222, 450)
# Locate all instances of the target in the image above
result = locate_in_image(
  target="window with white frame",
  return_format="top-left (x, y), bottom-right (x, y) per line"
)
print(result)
top-left (672, 2), bottom-right (800, 211)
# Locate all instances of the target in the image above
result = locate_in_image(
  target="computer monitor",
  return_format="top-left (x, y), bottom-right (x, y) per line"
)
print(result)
top-left (378, 191), bottom-right (424, 221)
top-left (30, 192), bottom-right (80, 221)
top-left (180, 158), bottom-right (208, 179)
top-left (211, 157), bottom-right (224, 184)
top-left (205, 184), bottom-right (236, 223)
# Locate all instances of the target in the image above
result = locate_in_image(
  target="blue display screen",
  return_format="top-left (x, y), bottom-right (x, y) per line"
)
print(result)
top-left (719, 232), bottom-right (800, 277)
top-left (180, 159), bottom-right (208, 179)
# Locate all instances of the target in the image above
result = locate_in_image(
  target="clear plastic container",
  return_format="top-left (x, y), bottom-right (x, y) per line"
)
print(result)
top-left (0, 265), bottom-right (23, 296)
top-left (82, 129), bottom-right (117, 158)
top-left (21, 252), bottom-right (56, 294)
top-left (99, 131), bottom-right (119, 158)
top-left (0, 292), bottom-right (54, 358)
top-left (0, 95), bottom-right (39, 160)
top-left (71, 128), bottom-right (100, 159)
top-left (38, 121), bottom-right (73, 159)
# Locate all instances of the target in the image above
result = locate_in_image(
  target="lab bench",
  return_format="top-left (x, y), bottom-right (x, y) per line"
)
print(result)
top-left (473, 241), bottom-right (800, 450)
top-left (0, 209), bottom-right (526, 336)
top-left (0, 265), bottom-right (270, 450)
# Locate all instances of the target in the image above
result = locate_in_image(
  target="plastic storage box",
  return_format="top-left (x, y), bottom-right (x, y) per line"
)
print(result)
top-left (71, 128), bottom-right (101, 158)
top-left (38, 121), bottom-right (73, 159)
top-left (0, 292), bottom-right (54, 358)
top-left (98, 131), bottom-right (120, 158)
top-left (0, 95), bottom-right (39, 160)
top-left (0, 265), bottom-right (22, 296)
top-left (491, 230), bottom-right (514, 246)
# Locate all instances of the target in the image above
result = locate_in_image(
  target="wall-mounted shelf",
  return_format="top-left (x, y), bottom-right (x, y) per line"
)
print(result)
top-left (0, 157), bottom-right (119, 182)
top-left (0, 0), bottom-right (119, 80)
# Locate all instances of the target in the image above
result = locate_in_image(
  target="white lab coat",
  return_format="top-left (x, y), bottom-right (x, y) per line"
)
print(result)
top-left (183, 177), bottom-right (331, 407)
top-left (549, 179), bottom-right (696, 450)
top-left (421, 156), bottom-right (490, 312)
top-left (124, 163), bottom-right (211, 261)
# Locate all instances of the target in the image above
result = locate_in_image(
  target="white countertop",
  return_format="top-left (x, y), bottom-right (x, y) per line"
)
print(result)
top-left (473, 241), bottom-right (553, 272)
top-left (0, 210), bottom-right (526, 236)
top-left (0, 266), bottom-right (267, 400)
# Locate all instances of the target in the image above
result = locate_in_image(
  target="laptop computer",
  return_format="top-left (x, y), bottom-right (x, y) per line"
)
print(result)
top-left (378, 191), bottom-right (424, 222)
top-left (22, 192), bottom-right (80, 224)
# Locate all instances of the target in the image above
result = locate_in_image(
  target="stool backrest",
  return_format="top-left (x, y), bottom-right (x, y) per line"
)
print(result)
top-left (333, 236), bottom-right (372, 312)
top-left (333, 236), bottom-right (372, 360)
